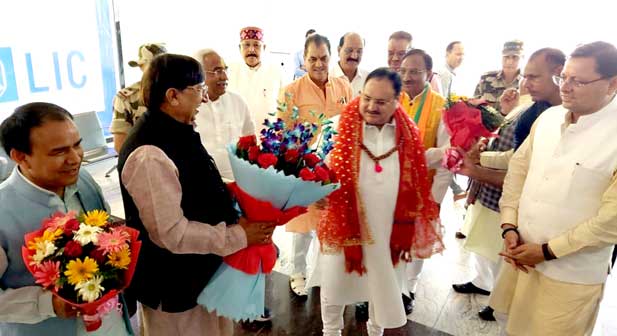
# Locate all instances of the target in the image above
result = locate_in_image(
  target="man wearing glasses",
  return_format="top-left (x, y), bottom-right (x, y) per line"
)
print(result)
top-left (398, 49), bottom-right (451, 317)
top-left (227, 27), bottom-right (284, 130)
top-left (452, 48), bottom-right (565, 322)
top-left (474, 40), bottom-right (524, 111)
top-left (331, 32), bottom-right (368, 97)
top-left (491, 41), bottom-right (617, 335)
top-left (386, 31), bottom-right (441, 111)
top-left (194, 49), bottom-right (255, 181)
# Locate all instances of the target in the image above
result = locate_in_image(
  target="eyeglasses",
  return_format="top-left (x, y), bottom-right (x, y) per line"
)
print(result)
top-left (552, 75), bottom-right (606, 88)
top-left (185, 83), bottom-right (208, 94)
top-left (205, 67), bottom-right (228, 77)
top-left (398, 68), bottom-right (427, 77)
top-left (361, 94), bottom-right (396, 107)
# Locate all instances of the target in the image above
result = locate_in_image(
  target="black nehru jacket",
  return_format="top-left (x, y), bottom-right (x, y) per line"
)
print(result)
top-left (117, 109), bottom-right (238, 313)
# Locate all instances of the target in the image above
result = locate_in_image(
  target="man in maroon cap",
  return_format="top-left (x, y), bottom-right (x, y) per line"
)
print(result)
top-left (227, 26), bottom-right (284, 131)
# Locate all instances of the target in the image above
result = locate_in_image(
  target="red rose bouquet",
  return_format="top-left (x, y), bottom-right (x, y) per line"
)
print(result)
top-left (442, 95), bottom-right (504, 172)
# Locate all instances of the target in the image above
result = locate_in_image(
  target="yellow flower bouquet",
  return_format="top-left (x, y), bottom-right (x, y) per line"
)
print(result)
top-left (21, 210), bottom-right (141, 331)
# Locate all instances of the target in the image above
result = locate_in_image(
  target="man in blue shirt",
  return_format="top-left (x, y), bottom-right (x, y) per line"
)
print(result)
top-left (0, 103), bottom-right (126, 335)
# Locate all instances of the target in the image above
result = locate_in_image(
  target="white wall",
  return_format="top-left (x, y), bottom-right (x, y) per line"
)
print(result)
top-left (116, 0), bottom-right (615, 95)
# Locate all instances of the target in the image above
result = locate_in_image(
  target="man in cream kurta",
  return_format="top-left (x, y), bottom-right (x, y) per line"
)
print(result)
top-left (194, 50), bottom-right (256, 181)
top-left (227, 27), bottom-right (284, 130)
top-left (491, 41), bottom-right (617, 336)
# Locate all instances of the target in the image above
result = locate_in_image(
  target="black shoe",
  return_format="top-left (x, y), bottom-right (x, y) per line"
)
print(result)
top-left (355, 302), bottom-right (369, 322)
top-left (452, 282), bottom-right (491, 295)
top-left (478, 306), bottom-right (496, 321)
top-left (455, 231), bottom-right (466, 239)
top-left (402, 292), bottom-right (415, 315)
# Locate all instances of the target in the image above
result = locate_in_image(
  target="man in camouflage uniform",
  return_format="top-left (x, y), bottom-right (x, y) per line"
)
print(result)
top-left (111, 43), bottom-right (167, 152)
top-left (474, 40), bottom-right (524, 111)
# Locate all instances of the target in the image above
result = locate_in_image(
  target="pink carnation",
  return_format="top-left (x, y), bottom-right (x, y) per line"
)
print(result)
top-left (97, 227), bottom-right (130, 254)
top-left (42, 211), bottom-right (77, 231)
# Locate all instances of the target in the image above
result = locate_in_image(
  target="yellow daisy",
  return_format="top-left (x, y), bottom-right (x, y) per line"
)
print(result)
top-left (107, 247), bottom-right (131, 270)
top-left (82, 210), bottom-right (109, 227)
top-left (27, 228), bottom-right (63, 251)
top-left (64, 257), bottom-right (99, 285)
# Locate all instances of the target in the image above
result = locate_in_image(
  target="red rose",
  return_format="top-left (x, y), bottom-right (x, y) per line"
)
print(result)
top-left (237, 135), bottom-right (257, 150)
top-left (303, 153), bottom-right (321, 168)
top-left (64, 240), bottom-right (83, 258)
top-left (90, 248), bottom-right (107, 264)
top-left (63, 218), bottom-right (80, 236)
top-left (328, 168), bottom-right (338, 183)
top-left (442, 147), bottom-right (463, 172)
top-left (284, 149), bottom-right (300, 163)
top-left (257, 153), bottom-right (278, 169)
top-left (299, 168), bottom-right (317, 181)
top-left (248, 146), bottom-right (260, 162)
top-left (314, 165), bottom-right (329, 182)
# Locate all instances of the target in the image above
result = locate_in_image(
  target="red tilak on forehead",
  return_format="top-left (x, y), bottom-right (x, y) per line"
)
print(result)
top-left (240, 28), bottom-right (263, 41)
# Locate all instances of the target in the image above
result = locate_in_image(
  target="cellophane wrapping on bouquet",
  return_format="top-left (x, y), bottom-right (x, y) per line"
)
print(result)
top-left (441, 95), bottom-right (504, 172)
top-left (21, 210), bottom-right (141, 333)
top-left (198, 97), bottom-right (340, 321)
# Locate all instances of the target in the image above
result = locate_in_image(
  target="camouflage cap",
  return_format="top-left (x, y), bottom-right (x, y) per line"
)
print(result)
top-left (502, 40), bottom-right (523, 56)
top-left (128, 43), bottom-right (167, 67)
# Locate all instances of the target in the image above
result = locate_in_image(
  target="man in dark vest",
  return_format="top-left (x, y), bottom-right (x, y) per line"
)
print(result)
top-left (118, 53), bottom-right (275, 335)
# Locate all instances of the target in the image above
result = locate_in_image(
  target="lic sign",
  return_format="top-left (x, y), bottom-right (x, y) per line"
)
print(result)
top-left (0, 46), bottom-right (102, 116)
top-left (0, 48), bottom-right (18, 103)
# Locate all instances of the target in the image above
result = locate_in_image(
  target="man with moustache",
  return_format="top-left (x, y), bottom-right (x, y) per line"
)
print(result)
top-left (278, 34), bottom-right (352, 297)
top-left (452, 48), bottom-right (565, 321)
top-left (227, 26), bottom-right (284, 129)
top-left (398, 49), bottom-right (450, 316)
top-left (331, 32), bottom-right (368, 97)
top-left (474, 40), bottom-right (524, 111)
top-left (490, 41), bottom-right (617, 336)
top-left (194, 49), bottom-right (255, 181)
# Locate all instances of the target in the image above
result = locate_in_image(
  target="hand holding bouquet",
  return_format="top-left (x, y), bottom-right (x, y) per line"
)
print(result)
top-left (198, 98), bottom-right (340, 321)
top-left (441, 95), bottom-right (504, 172)
top-left (22, 210), bottom-right (140, 331)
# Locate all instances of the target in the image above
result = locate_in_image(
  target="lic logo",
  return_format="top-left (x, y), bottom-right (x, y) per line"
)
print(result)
top-left (0, 48), bottom-right (19, 103)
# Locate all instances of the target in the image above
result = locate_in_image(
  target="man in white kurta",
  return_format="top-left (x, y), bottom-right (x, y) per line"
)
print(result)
top-left (227, 27), bottom-right (284, 131)
top-left (491, 41), bottom-right (617, 336)
top-left (330, 32), bottom-right (368, 98)
top-left (310, 68), bottom-right (443, 336)
top-left (194, 49), bottom-right (255, 181)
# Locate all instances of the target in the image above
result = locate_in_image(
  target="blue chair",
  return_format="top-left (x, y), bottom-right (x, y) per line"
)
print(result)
top-left (72, 111), bottom-right (117, 165)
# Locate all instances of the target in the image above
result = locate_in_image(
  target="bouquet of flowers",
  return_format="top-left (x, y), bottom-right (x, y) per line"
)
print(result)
top-left (441, 94), bottom-right (504, 172)
top-left (21, 210), bottom-right (141, 332)
top-left (198, 97), bottom-right (340, 321)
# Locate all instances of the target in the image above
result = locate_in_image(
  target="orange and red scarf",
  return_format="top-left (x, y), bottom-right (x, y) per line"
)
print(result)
top-left (318, 96), bottom-right (443, 275)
